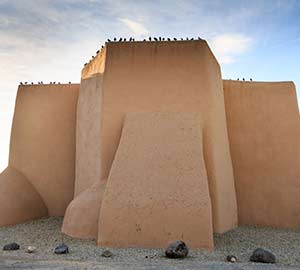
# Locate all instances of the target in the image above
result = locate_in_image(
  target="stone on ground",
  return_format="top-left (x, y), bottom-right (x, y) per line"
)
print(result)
top-left (165, 241), bottom-right (189, 259)
top-left (54, 244), bottom-right (69, 254)
top-left (3, 243), bottom-right (20, 251)
top-left (250, 248), bottom-right (276, 263)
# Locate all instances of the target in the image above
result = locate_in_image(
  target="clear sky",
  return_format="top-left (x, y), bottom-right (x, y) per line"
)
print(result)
top-left (0, 0), bottom-right (299, 171)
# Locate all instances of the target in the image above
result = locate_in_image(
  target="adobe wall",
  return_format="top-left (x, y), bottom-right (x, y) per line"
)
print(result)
top-left (99, 41), bottom-right (237, 233)
top-left (224, 80), bottom-right (300, 228)
top-left (8, 84), bottom-right (79, 216)
top-left (74, 75), bottom-right (103, 196)
top-left (98, 112), bottom-right (213, 249)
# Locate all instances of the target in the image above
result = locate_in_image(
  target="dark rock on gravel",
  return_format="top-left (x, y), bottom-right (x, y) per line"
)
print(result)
top-left (3, 243), bottom-right (20, 251)
top-left (165, 241), bottom-right (189, 259)
top-left (250, 248), bottom-right (276, 263)
top-left (102, 250), bottom-right (113, 257)
top-left (54, 243), bottom-right (69, 254)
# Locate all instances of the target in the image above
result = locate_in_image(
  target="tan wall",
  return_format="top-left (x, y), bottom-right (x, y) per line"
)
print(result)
top-left (8, 84), bottom-right (79, 216)
top-left (98, 112), bottom-right (213, 249)
top-left (74, 75), bottom-right (103, 196)
top-left (0, 166), bottom-right (48, 226)
top-left (224, 80), bottom-right (300, 228)
top-left (99, 41), bottom-right (237, 233)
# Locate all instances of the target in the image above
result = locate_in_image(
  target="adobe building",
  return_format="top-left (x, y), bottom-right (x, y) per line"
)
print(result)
top-left (0, 39), bottom-right (299, 249)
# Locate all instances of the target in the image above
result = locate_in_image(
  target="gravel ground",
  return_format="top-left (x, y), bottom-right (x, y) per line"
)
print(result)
top-left (0, 217), bottom-right (300, 269)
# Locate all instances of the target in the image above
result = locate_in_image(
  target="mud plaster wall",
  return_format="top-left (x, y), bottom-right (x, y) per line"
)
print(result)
top-left (224, 80), bottom-right (300, 228)
top-left (99, 41), bottom-right (237, 233)
top-left (75, 75), bottom-right (103, 196)
top-left (98, 112), bottom-right (214, 249)
top-left (9, 84), bottom-right (79, 216)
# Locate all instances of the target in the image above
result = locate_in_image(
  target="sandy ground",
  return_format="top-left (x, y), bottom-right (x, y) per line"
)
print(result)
top-left (0, 217), bottom-right (300, 269)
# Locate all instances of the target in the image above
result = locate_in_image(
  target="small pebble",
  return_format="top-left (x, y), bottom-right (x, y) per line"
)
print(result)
top-left (54, 243), bottom-right (69, 254)
top-left (165, 240), bottom-right (189, 259)
top-left (250, 248), bottom-right (276, 264)
top-left (102, 250), bottom-right (113, 257)
top-left (26, 246), bottom-right (36, 253)
top-left (226, 255), bottom-right (237, 263)
top-left (3, 243), bottom-right (20, 251)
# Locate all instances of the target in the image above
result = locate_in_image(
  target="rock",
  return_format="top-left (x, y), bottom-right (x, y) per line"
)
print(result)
top-left (165, 241), bottom-right (189, 259)
top-left (54, 244), bottom-right (69, 254)
top-left (3, 243), bottom-right (20, 251)
top-left (102, 250), bottom-right (113, 257)
top-left (226, 255), bottom-right (237, 263)
top-left (250, 248), bottom-right (276, 264)
top-left (26, 246), bottom-right (36, 253)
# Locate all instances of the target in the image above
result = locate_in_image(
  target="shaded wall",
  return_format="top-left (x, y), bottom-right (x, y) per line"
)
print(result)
top-left (224, 80), bottom-right (300, 228)
top-left (74, 75), bottom-right (103, 196)
top-left (8, 84), bottom-right (79, 216)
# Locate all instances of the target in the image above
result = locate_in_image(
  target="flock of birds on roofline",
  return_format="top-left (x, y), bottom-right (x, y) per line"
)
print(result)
top-left (19, 81), bottom-right (72, 85)
top-left (106, 36), bottom-right (204, 42)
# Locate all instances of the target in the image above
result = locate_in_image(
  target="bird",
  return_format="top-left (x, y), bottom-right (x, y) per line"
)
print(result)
top-left (242, 78), bottom-right (245, 81)
top-left (119, 38), bottom-right (123, 42)
top-left (250, 78), bottom-right (253, 81)
top-left (190, 38), bottom-right (194, 40)
top-left (114, 37), bottom-right (117, 42)
top-left (162, 38), bottom-right (165, 41)
top-left (107, 39), bottom-right (111, 42)
top-left (41, 81), bottom-right (43, 84)
top-left (20, 82), bottom-right (23, 85)
top-left (69, 82), bottom-right (71, 84)
top-left (92, 56), bottom-right (95, 59)
top-left (198, 37), bottom-right (202, 40)
top-left (58, 82), bottom-right (61, 84)
top-left (180, 38), bottom-right (184, 40)
top-left (173, 38), bottom-right (177, 41)
top-left (24, 82), bottom-right (28, 85)
top-left (167, 38), bottom-right (171, 41)
top-left (31, 82), bottom-right (34, 84)
top-left (237, 78), bottom-right (240, 81)
top-left (84, 63), bottom-right (88, 66)
top-left (124, 38), bottom-right (127, 41)
top-left (149, 37), bottom-right (152, 41)
top-left (159, 37), bottom-right (162, 41)
top-left (143, 39), bottom-right (146, 41)
top-left (186, 37), bottom-right (189, 40)
top-left (154, 37), bottom-right (158, 41)
top-left (96, 50), bottom-right (100, 54)
top-left (101, 45), bottom-right (104, 49)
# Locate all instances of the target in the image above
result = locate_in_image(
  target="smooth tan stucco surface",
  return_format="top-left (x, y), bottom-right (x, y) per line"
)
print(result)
top-left (74, 75), bottom-right (103, 196)
top-left (62, 179), bottom-right (106, 239)
top-left (224, 80), bottom-right (300, 228)
top-left (98, 112), bottom-right (214, 249)
top-left (0, 166), bottom-right (48, 226)
top-left (98, 41), bottom-right (237, 233)
top-left (8, 84), bottom-right (79, 216)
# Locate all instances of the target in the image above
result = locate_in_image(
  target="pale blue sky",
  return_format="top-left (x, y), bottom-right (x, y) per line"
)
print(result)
top-left (0, 0), bottom-right (299, 170)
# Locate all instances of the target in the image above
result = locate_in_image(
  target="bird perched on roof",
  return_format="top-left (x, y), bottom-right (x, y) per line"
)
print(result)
top-left (119, 38), bottom-right (122, 42)
top-left (149, 37), bottom-right (152, 41)
top-left (69, 82), bottom-right (71, 84)
top-left (186, 37), bottom-right (189, 40)
top-left (143, 39), bottom-right (146, 41)
top-left (114, 38), bottom-right (117, 42)
top-left (159, 37), bottom-right (162, 41)
top-left (101, 45), bottom-right (104, 49)
top-left (237, 78), bottom-right (240, 81)
top-left (190, 38), bottom-right (194, 40)
top-left (96, 50), bottom-right (100, 54)
top-left (31, 82), bottom-right (34, 84)
top-left (167, 38), bottom-right (171, 41)
top-left (173, 38), bottom-right (177, 41)
top-left (24, 82), bottom-right (28, 85)
top-left (198, 37), bottom-right (202, 40)
top-left (20, 82), bottom-right (23, 85)
top-left (107, 39), bottom-right (111, 42)
top-left (180, 38), bottom-right (184, 40)
top-left (154, 37), bottom-right (158, 41)
top-left (242, 78), bottom-right (245, 81)
top-left (162, 38), bottom-right (165, 41)
top-left (250, 78), bottom-right (253, 81)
